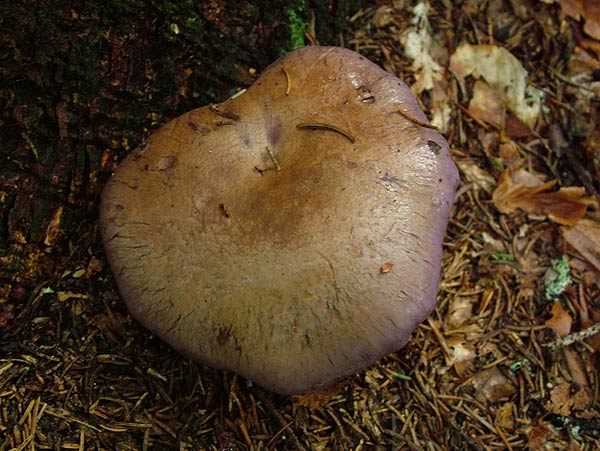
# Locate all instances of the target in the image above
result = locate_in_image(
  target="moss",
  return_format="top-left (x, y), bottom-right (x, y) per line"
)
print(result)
top-left (545, 256), bottom-right (573, 300)
top-left (285, 1), bottom-right (308, 52)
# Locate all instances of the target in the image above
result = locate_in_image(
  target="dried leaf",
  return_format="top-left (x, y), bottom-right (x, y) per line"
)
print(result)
top-left (562, 218), bottom-right (600, 272)
top-left (498, 140), bottom-right (521, 167)
top-left (547, 381), bottom-right (591, 415)
top-left (445, 296), bottom-right (475, 328)
top-left (400, 2), bottom-right (443, 94)
top-left (495, 402), bottom-right (515, 431)
top-left (548, 382), bottom-right (572, 415)
top-left (542, 0), bottom-right (600, 40)
top-left (492, 167), bottom-right (598, 226)
top-left (545, 301), bottom-right (573, 337)
top-left (564, 348), bottom-right (589, 388)
top-left (57, 291), bottom-right (89, 302)
top-left (446, 336), bottom-right (476, 376)
top-left (527, 422), bottom-right (555, 451)
top-left (457, 160), bottom-right (496, 193)
top-left (472, 367), bottom-right (517, 403)
top-left (292, 380), bottom-right (346, 410)
top-left (449, 43), bottom-right (543, 127)
top-left (468, 79), bottom-right (504, 126)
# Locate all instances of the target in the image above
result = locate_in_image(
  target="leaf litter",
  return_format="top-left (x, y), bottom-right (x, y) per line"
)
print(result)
top-left (2, 0), bottom-right (600, 450)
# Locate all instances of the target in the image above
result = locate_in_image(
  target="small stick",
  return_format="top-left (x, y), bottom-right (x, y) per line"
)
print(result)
top-left (396, 109), bottom-right (438, 130)
top-left (209, 104), bottom-right (240, 121)
top-left (265, 146), bottom-right (281, 171)
top-left (543, 322), bottom-right (600, 350)
top-left (281, 67), bottom-right (291, 95)
top-left (296, 122), bottom-right (356, 143)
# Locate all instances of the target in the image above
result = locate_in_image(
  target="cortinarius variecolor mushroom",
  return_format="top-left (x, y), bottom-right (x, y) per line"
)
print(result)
top-left (100, 46), bottom-right (459, 394)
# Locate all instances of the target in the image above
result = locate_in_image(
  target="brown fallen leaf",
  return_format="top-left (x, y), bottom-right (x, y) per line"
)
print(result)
top-left (292, 379), bottom-right (347, 410)
top-left (541, 0), bottom-right (600, 40)
top-left (527, 421), bottom-right (555, 451)
top-left (547, 381), bottom-right (592, 416)
top-left (446, 335), bottom-right (477, 376)
top-left (457, 160), bottom-right (496, 193)
top-left (564, 347), bottom-right (589, 388)
top-left (548, 382), bottom-right (573, 415)
top-left (449, 43), bottom-right (542, 127)
top-left (545, 301), bottom-right (573, 337)
top-left (492, 167), bottom-right (598, 226)
top-left (495, 402), bottom-right (515, 431)
top-left (472, 367), bottom-right (517, 403)
top-left (562, 217), bottom-right (600, 272)
top-left (468, 79), bottom-right (504, 126)
top-left (445, 296), bottom-right (475, 328)
top-left (498, 140), bottom-right (521, 167)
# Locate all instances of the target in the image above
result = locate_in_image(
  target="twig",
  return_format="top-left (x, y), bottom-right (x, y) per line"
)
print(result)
top-left (296, 122), bottom-right (356, 143)
top-left (256, 391), bottom-right (306, 451)
top-left (209, 104), bottom-right (240, 121)
top-left (543, 322), bottom-right (600, 350)
top-left (267, 421), bottom-right (293, 451)
top-left (396, 109), bottom-right (438, 130)
top-left (265, 146), bottom-right (281, 171)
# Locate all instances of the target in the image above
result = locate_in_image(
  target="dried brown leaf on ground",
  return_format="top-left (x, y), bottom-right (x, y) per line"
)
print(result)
top-left (562, 217), bottom-right (600, 271)
top-left (400, 1), bottom-right (443, 94)
top-left (398, 1), bottom-right (451, 131)
top-left (467, 79), bottom-right (504, 126)
top-left (292, 380), bottom-right (346, 410)
top-left (471, 367), bottom-right (517, 403)
top-left (443, 294), bottom-right (480, 373)
top-left (545, 301), bottom-right (573, 337)
top-left (541, 0), bottom-right (600, 40)
top-left (457, 160), bottom-right (496, 193)
top-left (492, 166), bottom-right (598, 226)
top-left (563, 347), bottom-right (590, 388)
top-left (449, 43), bottom-right (543, 127)
top-left (547, 380), bottom-right (591, 416)
top-left (527, 421), bottom-right (557, 451)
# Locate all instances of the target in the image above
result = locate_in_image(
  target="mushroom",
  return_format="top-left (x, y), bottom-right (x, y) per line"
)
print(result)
top-left (100, 46), bottom-right (459, 395)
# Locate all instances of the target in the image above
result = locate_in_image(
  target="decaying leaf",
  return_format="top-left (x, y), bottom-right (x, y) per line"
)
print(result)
top-left (527, 421), bottom-right (556, 451)
top-left (292, 380), bottom-right (346, 410)
top-left (449, 43), bottom-right (543, 127)
top-left (398, 1), bottom-right (451, 132)
top-left (400, 1), bottom-right (443, 94)
top-left (495, 402), bottom-right (515, 431)
top-left (562, 218), bottom-right (600, 272)
top-left (492, 167), bottom-right (598, 226)
top-left (57, 291), bottom-right (89, 302)
top-left (548, 382), bottom-right (572, 416)
top-left (457, 160), bottom-right (496, 193)
top-left (445, 295), bottom-right (475, 328)
top-left (468, 79), bottom-right (504, 126)
top-left (447, 336), bottom-right (476, 376)
top-left (564, 348), bottom-right (589, 388)
top-left (545, 301), bottom-right (573, 337)
top-left (547, 381), bottom-right (592, 416)
top-left (541, 0), bottom-right (600, 40)
top-left (472, 367), bottom-right (517, 403)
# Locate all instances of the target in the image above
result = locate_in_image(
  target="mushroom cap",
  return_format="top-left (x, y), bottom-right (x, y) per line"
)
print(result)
top-left (100, 46), bottom-right (459, 395)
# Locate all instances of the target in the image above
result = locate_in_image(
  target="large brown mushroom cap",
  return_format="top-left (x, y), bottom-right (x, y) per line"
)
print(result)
top-left (100, 46), bottom-right (459, 394)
